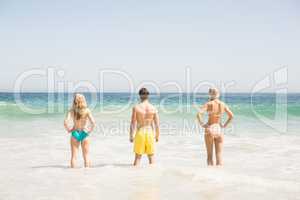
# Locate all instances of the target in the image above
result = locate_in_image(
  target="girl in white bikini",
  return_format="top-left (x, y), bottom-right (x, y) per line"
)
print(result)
top-left (197, 88), bottom-right (234, 166)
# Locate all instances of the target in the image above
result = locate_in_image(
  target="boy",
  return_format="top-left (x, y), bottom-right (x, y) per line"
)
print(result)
top-left (129, 88), bottom-right (160, 166)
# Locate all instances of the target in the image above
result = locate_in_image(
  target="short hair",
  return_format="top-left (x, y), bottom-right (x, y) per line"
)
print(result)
top-left (208, 87), bottom-right (220, 100)
top-left (139, 88), bottom-right (149, 101)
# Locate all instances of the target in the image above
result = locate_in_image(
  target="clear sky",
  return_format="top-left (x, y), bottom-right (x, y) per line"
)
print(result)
top-left (0, 0), bottom-right (299, 92)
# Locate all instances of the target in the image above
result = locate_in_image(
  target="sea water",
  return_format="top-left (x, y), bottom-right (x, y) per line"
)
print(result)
top-left (0, 93), bottom-right (299, 199)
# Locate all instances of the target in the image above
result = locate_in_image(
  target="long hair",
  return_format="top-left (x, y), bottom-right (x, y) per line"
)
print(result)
top-left (71, 94), bottom-right (88, 120)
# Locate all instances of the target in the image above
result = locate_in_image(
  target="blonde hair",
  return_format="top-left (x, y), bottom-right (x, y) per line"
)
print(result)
top-left (71, 94), bottom-right (88, 120)
top-left (208, 88), bottom-right (220, 100)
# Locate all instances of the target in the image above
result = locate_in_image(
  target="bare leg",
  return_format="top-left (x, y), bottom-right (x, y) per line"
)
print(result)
top-left (70, 137), bottom-right (80, 168)
top-left (205, 130), bottom-right (214, 166)
top-left (214, 134), bottom-right (224, 166)
top-left (147, 154), bottom-right (154, 165)
top-left (133, 154), bottom-right (142, 166)
top-left (81, 139), bottom-right (91, 168)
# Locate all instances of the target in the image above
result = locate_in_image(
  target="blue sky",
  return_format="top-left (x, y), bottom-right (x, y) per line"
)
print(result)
top-left (0, 0), bottom-right (299, 92)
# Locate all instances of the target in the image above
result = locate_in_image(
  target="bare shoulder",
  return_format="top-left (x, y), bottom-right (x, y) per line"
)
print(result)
top-left (204, 101), bottom-right (211, 106)
top-left (68, 109), bottom-right (74, 116)
top-left (133, 104), bottom-right (139, 111)
top-left (217, 100), bottom-right (230, 112)
top-left (201, 101), bottom-right (211, 109)
top-left (132, 104), bottom-right (142, 114)
top-left (219, 100), bottom-right (228, 108)
top-left (86, 108), bottom-right (92, 114)
top-left (135, 102), bottom-right (157, 113)
top-left (147, 103), bottom-right (158, 113)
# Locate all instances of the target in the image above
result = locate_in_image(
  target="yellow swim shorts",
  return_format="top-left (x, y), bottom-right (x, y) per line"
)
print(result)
top-left (134, 129), bottom-right (155, 155)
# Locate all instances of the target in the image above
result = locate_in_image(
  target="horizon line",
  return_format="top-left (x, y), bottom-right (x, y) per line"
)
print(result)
top-left (0, 91), bottom-right (299, 94)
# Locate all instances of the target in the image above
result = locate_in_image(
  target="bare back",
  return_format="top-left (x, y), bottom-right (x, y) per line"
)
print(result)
top-left (134, 102), bottom-right (158, 129)
top-left (205, 100), bottom-right (226, 125)
top-left (197, 98), bottom-right (233, 129)
top-left (129, 99), bottom-right (160, 146)
top-left (66, 109), bottom-right (94, 131)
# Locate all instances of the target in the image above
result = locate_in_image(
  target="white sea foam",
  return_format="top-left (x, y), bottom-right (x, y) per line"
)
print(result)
top-left (0, 101), bottom-right (9, 106)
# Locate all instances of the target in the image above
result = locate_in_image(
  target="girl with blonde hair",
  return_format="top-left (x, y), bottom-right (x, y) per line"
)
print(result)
top-left (197, 88), bottom-right (234, 166)
top-left (64, 94), bottom-right (96, 168)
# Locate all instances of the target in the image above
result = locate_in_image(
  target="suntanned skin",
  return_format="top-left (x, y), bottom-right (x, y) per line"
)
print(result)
top-left (197, 99), bottom-right (233, 166)
top-left (64, 109), bottom-right (96, 168)
top-left (130, 99), bottom-right (160, 166)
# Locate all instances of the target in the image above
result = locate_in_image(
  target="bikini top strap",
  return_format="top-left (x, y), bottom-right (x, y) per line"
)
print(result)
top-left (207, 101), bottom-right (221, 116)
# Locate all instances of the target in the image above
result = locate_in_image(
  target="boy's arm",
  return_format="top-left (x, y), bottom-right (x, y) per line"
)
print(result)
top-left (153, 109), bottom-right (160, 142)
top-left (64, 111), bottom-right (73, 132)
top-left (222, 105), bottom-right (234, 128)
top-left (197, 104), bottom-right (208, 128)
top-left (87, 109), bottom-right (96, 133)
top-left (129, 107), bottom-right (137, 142)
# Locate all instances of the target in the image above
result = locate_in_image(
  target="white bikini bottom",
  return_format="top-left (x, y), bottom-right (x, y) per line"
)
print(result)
top-left (207, 123), bottom-right (223, 135)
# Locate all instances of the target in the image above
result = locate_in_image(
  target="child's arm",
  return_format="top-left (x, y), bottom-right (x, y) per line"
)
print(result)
top-left (129, 107), bottom-right (137, 142)
top-left (87, 109), bottom-right (96, 133)
top-left (153, 109), bottom-right (160, 142)
top-left (64, 111), bottom-right (73, 133)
